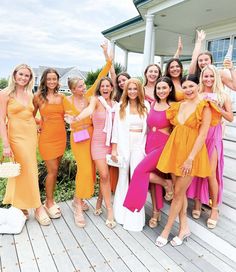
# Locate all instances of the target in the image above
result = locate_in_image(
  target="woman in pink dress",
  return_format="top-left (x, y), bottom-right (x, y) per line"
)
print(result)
top-left (123, 77), bottom-right (176, 224)
top-left (187, 65), bottom-right (233, 229)
top-left (69, 77), bottom-right (117, 228)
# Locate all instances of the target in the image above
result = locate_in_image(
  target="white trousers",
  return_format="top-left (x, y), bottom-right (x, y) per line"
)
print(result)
top-left (113, 132), bottom-right (145, 231)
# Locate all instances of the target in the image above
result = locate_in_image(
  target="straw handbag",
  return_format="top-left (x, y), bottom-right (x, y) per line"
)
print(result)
top-left (0, 157), bottom-right (21, 178)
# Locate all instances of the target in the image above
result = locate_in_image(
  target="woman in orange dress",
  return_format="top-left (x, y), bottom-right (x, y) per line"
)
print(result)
top-left (155, 74), bottom-right (220, 247)
top-left (0, 64), bottom-right (50, 225)
top-left (63, 78), bottom-right (95, 227)
top-left (33, 68), bottom-right (66, 219)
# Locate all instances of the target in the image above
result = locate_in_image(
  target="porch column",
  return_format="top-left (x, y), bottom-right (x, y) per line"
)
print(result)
top-left (142, 14), bottom-right (154, 71)
top-left (150, 27), bottom-right (156, 63)
top-left (160, 56), bottom-right (164, 71)
top-left (111, 40), bottom-right (116, 60)
top-left (124, 49), bottom-right (128, 71)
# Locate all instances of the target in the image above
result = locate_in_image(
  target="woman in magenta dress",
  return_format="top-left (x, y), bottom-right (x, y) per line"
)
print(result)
top-left (123, 76), bottom-right (176, 221)
top-left (187, 65), bottom-right (233, 228)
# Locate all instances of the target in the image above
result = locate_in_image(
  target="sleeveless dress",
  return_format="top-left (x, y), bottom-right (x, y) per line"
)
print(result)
top-left (123, 106), bottom-right (170, 212)
top-left (3, 97), bottom-right (41, 209)
top-left (38, 97), bottom-right (66, 160)
top-left (63, 97), bottom-right (95, 199)
top-left (187, 123), bottom-right (223, 204)
top-left (91, 101), bottom-right (114, 160)
top-left (157, 100), bottom-right (221, 177)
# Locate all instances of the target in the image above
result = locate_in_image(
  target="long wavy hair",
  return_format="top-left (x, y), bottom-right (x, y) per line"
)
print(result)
top-left (119, 78), bottom-right (147, 119)
top-left (195, 51), bottom-right (213, 79)
top-left (94, 77), bottom-right (114, 99)
top-left (154, 76), bottom-right (176, 103)
top-left (37, 68), bottom-right (60, 102)
top-left (4, 64), bottom-right (34, 96)
top-left (199, 64), bottom-right (225, 106)
top-left (144, 64), bottom-right (162, 86)
top-left (164, 58), bottom-right (183, 80)
top-left (114, 72), bottom-right (131, 102)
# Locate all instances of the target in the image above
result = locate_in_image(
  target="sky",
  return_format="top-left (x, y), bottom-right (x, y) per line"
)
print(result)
top-left (0, 0), bottom-right (144, 78)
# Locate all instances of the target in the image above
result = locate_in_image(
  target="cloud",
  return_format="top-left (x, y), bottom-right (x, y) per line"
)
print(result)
top-left (0, 0), bottom-right (139, 77)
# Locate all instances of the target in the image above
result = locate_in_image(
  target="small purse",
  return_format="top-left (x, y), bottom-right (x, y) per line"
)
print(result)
top-left (106, 154), bottom-right (125, 168)
top-left (0, 157), bottom-right (21, 178)
top-left (73, 129), bottom-right (90, 143)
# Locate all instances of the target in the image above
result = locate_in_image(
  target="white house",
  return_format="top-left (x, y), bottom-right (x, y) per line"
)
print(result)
top-left (33, 66), bottom-right (88, 92)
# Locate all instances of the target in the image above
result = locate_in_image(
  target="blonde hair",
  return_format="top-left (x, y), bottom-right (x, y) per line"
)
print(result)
top-left (4, 64), bottom-right (34, 96)
top-left (119, 78), bottom-right (147, 119)
top-left (199, 65), bottom-right (225, 106)
top-left (68, 77), bottom-right (83, 91)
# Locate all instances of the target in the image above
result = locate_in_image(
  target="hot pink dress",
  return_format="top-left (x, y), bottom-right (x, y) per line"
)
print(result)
top-left (123, 106), bottom-right (170, 212)
top-left (187, 123), bottom-right (224, 204)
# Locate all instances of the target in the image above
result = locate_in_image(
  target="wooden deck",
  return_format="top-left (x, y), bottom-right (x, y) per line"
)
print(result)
top-left (1, 198), bottom-right (236, 272)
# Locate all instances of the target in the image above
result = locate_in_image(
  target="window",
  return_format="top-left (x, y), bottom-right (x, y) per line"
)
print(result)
top-left (207, 38), bottom-right (230, 67)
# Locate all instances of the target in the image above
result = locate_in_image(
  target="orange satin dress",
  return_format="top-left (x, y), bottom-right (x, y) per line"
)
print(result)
top-left (38, 96), bottom-right (66, 160)
top-left (3, 97), bottom-right (41, 209)
top-left (63, 97), bottom-right (95, 198)
top-left (157, 100), bottom-right (221, 177)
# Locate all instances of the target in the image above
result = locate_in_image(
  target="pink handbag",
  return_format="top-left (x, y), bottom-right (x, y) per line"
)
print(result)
top-left (73, 129), bottom-right (90, 143)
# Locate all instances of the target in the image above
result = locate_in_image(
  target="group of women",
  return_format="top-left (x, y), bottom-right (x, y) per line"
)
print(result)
top-left (0, 31), bottom-right (235, 248)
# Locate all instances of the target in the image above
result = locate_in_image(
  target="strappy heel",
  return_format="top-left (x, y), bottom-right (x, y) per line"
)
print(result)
top-left (149, 210), bottom-right (161, 228)
top-left (164, 180), bottom-right (174, 201)
top-left (192, 209), bottom-right (201, 219)
top-left (207, 207), bottom-right (219, 229)
top-left (155, 236), bottom-right (168, 247)
top-left (106, 207), bottom-right (116, 229)
top-left (170, 233), bottom-right (191, 247)
top-left (74, 207), bottom-right (86, 228)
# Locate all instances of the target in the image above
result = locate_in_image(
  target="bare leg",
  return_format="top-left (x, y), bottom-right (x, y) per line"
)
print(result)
top-left (95, 159), bottom-right (114, 222)
top-left (44, 156), bottom-right (62, 208)
top-left (159, 175), bottom-right (192, 239)
top-left (208, 148), bottom-right (219, 222)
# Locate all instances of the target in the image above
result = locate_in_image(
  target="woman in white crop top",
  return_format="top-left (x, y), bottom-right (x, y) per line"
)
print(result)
top-left (111, 78), bottom-right (150, 231)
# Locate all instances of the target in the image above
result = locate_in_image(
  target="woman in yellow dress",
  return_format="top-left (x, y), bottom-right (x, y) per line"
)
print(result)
top-left (0, 64), bottom-right (50, 225)
top-left (63, 77), bottom-right (95, 227)
top-left (155, 74), bottom-right (220, 247)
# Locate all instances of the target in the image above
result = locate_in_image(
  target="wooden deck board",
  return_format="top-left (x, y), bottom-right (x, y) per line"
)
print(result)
top-left (1, 197), bottom-right (236, 272)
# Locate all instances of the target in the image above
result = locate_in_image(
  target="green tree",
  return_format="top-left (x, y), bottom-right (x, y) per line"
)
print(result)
top-left (113, 62), bottom-right (125, 75)
top-left (0, 78), bottom-right (8, 89)
top-left (85, 68), bottom-right (102, 86)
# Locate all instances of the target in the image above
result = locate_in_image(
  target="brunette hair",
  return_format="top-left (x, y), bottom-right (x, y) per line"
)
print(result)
top-left (37, 68), bottom-right (60, 102)
top-left (144, 64), bottom-right (162, 86)
top-left (154, 76), bottom-right (176, 103)
top-left (164, 58), bottom-right (183, 80)
top-left (195, 51), bottom-right (213, 79)
top-left (114, 72), bottom-right (131, 102)
top-left (119, 78), bottom-right (147, 119)
top-left (94, 77), bottom-right (114, 98)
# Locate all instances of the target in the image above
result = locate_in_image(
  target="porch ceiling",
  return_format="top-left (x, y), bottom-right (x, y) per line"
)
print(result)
top-left (103, 0), bottom-right (236, 56)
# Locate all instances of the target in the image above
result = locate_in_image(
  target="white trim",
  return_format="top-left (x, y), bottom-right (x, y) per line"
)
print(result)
top-left (147, 0), bottom-right (186, 15)
top-left (109, 25), bottom-right (145, 41)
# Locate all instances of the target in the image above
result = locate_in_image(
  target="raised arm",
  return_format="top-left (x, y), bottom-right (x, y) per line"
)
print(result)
top-left (173, 36), bottom-right (183, 59)
top-left (0, 91), bottom-right (12, 156)
top-left (189, 30), bottom-right (206, 74)
top-left (181, 106), bottom-right (211, 176)
top-left (219, 60), bottom-right (236, 91)
top-left (110, 63), bottom-right (117, 90)
top-left (85, 41), bottom-right (113, 98)
top-left (75, 96), bottom-right (97, 121)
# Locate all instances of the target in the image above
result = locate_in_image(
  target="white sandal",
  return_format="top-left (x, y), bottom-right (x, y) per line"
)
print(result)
top-left (155, 236), bottom-right (168, 247)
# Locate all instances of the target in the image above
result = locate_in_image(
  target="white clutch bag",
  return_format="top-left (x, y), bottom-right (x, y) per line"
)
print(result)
top-left (0, 157), bottom-right (21, 178)
top-left (106, 154), bottom-right (125, 168)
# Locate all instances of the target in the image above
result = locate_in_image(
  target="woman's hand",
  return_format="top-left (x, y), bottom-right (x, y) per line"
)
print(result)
top-left (196, 29), bottom-right (206, 42)
top-left (223, 59), bottom-right (234, 70)
top-left (111, 150), bottom-right (118, 163)
top-left (3, 146), bottom-right (13, 157)
top-left (181, 158), bottom-right (193, 176)
top-left (64, 114), bottom-right (75, 124)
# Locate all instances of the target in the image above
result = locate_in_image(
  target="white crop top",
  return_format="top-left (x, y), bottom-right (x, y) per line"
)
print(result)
top-left (129, 114), bottom-right (143, 130)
